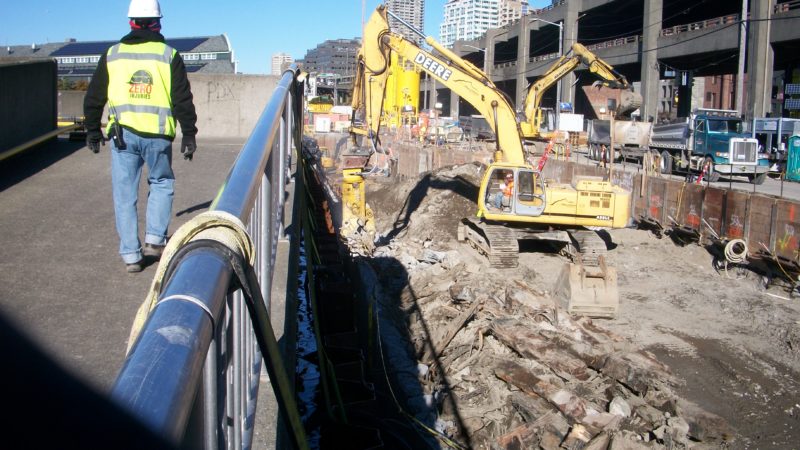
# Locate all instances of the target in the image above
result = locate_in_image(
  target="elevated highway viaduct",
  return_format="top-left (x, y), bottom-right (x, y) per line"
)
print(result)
top-left (449, 0), bottom-right (800, 122)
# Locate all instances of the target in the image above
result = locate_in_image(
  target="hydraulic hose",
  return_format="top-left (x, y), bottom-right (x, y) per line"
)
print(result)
top-left (724, 239), bottom-right (748, 264)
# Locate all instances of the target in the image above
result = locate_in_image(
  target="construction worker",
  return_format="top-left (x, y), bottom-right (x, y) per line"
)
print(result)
top-left (493, 172), bottom-right (514, 210)
top-left (84, 0), bottom-right (197, 272)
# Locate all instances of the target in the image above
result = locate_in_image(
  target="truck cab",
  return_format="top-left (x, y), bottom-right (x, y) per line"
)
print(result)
top-left (651, 109), bottom-right (769, 184)
top-left (692, 110), bottom-right (768, 182)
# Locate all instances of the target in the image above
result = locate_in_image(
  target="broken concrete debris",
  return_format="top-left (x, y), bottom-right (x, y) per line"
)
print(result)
top-left (367, 235), bottom-right (734, 449)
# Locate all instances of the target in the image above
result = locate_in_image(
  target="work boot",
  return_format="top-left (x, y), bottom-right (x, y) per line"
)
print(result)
top-left (143, 243), bottom-right (166, 261)
top-left (126, 259), bottom-right (144, 273)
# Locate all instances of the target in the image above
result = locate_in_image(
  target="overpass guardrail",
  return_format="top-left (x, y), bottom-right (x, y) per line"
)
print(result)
top-left (111, 65), bottom-right (307, 449)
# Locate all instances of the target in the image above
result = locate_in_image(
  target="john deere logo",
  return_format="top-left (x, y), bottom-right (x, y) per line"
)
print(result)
top-left (128, 70), bottom-right (153, 99)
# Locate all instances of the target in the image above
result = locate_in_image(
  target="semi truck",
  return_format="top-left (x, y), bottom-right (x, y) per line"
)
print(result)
top-left (650, 109), bottom-right (769, 184)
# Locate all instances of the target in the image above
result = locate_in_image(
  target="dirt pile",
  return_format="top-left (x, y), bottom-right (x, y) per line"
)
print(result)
top-left (363, 163), bottom-right (800, 449)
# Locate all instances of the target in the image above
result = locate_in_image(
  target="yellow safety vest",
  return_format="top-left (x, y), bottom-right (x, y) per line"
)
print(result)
top-left (106, 41), bottom-right (176, 138)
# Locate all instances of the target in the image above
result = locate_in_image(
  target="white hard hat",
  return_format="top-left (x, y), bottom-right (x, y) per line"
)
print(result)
top-left (128, 0), bottom-right (162, 18)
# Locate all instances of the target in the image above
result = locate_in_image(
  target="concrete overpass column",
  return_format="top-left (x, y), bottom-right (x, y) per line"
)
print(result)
top-left (484, 30), bottom-right (498, 81)
top-left (562, 0), bottom-right (582, 107)
top-left (515, 19), bottom-right (531, 108)
top-left (641, 0), bottom-right (662, 122)
top-left (746, 0), bottom-right (774, 119)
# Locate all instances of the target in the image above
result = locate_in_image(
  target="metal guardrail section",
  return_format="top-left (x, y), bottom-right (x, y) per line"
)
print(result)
top-left (776, 1), bottom-right (800, 13)
top-left (660, 14), bottom-right (739, 37)
top-left (111, 66), bottom-right (304, 449)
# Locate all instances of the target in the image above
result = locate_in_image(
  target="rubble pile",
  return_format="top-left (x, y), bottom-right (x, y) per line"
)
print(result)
top-left (357, 162), bottom-right (800, 448)
top-left (370, 240), bottom-right (734, 449)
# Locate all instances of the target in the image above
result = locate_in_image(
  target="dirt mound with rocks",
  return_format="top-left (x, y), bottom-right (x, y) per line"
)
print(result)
top-left (363, 163), bottom-right (800, 449)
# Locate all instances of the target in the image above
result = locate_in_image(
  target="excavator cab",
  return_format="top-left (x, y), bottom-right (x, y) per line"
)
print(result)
top-left (482, 166), bottom-right (546, 217)
top-left (515, 169), bottom-right (546, 215)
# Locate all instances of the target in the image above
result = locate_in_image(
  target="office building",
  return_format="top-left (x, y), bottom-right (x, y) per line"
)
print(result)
top-left (271, 53), bottom-right (294, 75)
top-left (297, 38), bottom-right (360, 78)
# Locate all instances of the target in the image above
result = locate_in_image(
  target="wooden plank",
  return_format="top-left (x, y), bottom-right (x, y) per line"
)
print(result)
top-left (723, 190), bottom-right (749, 239)
top-left (600, 351), bottom-right (678, 395)
top-left (676, 183), bottom-right (705, 230)
top-left (644, 177), bottom-right (668, 221)
top-left (702, 187), bottom-right (726, 238)
top-left (773, 199), bottom-right (800, 262)
top-left (422, 301), bottom-right (480, 365)
top-left (490, 318), bottom-right (592, 381)
top-left (748, 195), bottom-right (775, 255)
top-left (494, 360), bottom-right (589, 423)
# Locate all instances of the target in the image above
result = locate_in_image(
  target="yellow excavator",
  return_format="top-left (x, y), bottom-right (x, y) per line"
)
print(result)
top-left (519, 42), bottom-right (642, 140)
top-left (346, 6), bottom-right (631, 316)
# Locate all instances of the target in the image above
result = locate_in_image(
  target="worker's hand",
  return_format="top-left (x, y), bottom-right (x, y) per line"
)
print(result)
top-left (181, 135), bottom-right (197, 161)
top-left (87, 130), bottom-right (105, 154)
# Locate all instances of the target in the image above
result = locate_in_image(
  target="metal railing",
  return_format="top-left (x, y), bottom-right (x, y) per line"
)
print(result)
top-left (111, 65), bottom-right (305, 449)
top-left (775, 1), bottom-right (800, 13)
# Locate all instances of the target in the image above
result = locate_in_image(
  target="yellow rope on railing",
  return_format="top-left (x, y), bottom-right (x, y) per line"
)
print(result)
top-left (127, 211), bottom-right (254, 351)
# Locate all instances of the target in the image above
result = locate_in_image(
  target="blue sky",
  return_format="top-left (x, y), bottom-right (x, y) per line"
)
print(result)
top-left (0, 1), bottom-right (550, 75)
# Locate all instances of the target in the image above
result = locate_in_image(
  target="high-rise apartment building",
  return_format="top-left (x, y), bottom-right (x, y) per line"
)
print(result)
top-left (439, 0), bottom-right (530, 48)
top-left (386, 0), bottom-right (426, 45)
top-left (271, 53), bottom-right (294, 75)
top-left (499, 0), bottom-right (528, 27)
top-left (440, 0), bottom-right (500, 48)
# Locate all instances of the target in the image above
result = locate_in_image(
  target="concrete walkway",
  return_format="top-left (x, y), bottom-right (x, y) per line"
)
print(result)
top-left (0, 136), bottom-right (248, 392)
top-left (0, 136), bottom-right (292, 448)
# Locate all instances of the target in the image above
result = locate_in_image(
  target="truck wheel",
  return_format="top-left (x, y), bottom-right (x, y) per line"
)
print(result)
top-left (749, 172), bottom-right (767, 185)
top-left (660, 150), bottom-right (673, 175)
top-left (703, 157), bottom-right (720, 182)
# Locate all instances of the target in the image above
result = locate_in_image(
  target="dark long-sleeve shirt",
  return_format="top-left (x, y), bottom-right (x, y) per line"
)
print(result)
top-left (83, 29), bottom-right (197, 140)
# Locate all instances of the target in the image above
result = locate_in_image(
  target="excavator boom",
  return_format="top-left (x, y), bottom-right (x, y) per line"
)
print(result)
top-left (352, 5), bottom-right (527, 165)
top-left (522, 42), bottom-right (640, 138)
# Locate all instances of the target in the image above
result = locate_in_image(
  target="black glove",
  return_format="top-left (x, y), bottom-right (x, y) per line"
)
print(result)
top-left (181, 135), bottom-right (197, 161)
top-left (87, 130), bottom-right (105, 154)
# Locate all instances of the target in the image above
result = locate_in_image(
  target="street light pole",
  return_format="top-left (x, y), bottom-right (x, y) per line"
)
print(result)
top-left (463, 44), bottom-right (487, 72)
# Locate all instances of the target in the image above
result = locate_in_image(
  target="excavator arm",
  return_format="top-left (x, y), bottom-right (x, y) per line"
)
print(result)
top-left (351, 5), bottom-right (527, 165)
top-left (521, 43), bottom-right (637, 138)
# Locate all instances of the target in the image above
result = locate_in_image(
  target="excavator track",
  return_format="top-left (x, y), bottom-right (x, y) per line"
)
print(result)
top-left (569, 230), bottom-right (608, 267)
top-left (459, 218), bottom-right (519, 268)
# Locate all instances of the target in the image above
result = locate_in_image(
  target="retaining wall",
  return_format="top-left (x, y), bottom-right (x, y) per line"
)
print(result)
top-left (1, 60), bottom-right (57, 152)
top-left (383, 141), bottom-right (800, 263)
top-left (56, 73), bottom-right (280, 139)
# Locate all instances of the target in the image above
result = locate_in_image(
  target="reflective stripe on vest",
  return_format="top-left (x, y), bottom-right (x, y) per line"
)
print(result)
top-left (106, 42), bottom-right (176, 137)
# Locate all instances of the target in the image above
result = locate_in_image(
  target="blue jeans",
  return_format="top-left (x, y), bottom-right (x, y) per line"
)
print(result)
top-left (493, 193), bottom-right (509, 209)
top-left (110, 128), bottom-right (174, 263)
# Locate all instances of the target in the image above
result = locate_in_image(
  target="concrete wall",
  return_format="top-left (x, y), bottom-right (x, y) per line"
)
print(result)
top-left (189, 74), bottom-right (280, 138)
top-left (57, 73), bottom-right (281, 139)
top-left (1, 60), bottom-right (57, 152)
top-left (58, 90), bottom-right (85, 119)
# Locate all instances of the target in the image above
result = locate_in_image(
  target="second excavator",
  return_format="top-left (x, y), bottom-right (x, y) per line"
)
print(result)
top-left (519, 42), bottom-right (642, 140)
top-left (347, 6), bottom-right (631, 316)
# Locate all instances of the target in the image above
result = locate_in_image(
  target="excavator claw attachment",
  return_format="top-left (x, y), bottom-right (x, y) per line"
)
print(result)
top-left (554, 231), bottom-right (619, 318)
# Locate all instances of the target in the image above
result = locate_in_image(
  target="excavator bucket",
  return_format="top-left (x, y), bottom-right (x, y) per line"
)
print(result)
top-left (553, 259), bottom-right (619, 319)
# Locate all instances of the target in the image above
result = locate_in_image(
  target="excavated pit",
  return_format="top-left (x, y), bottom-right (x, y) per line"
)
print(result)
top-left (351, 162), bottom-right (800, 449)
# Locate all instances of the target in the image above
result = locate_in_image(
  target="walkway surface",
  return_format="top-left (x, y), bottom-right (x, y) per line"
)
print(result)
top-left (0, 136), bottom-right (283, 448)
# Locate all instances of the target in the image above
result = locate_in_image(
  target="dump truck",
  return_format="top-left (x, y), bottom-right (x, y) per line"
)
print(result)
top-left (587, 118), bottom-right (653, 163)
top-left (650, 109), bottom-right (769, 184)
